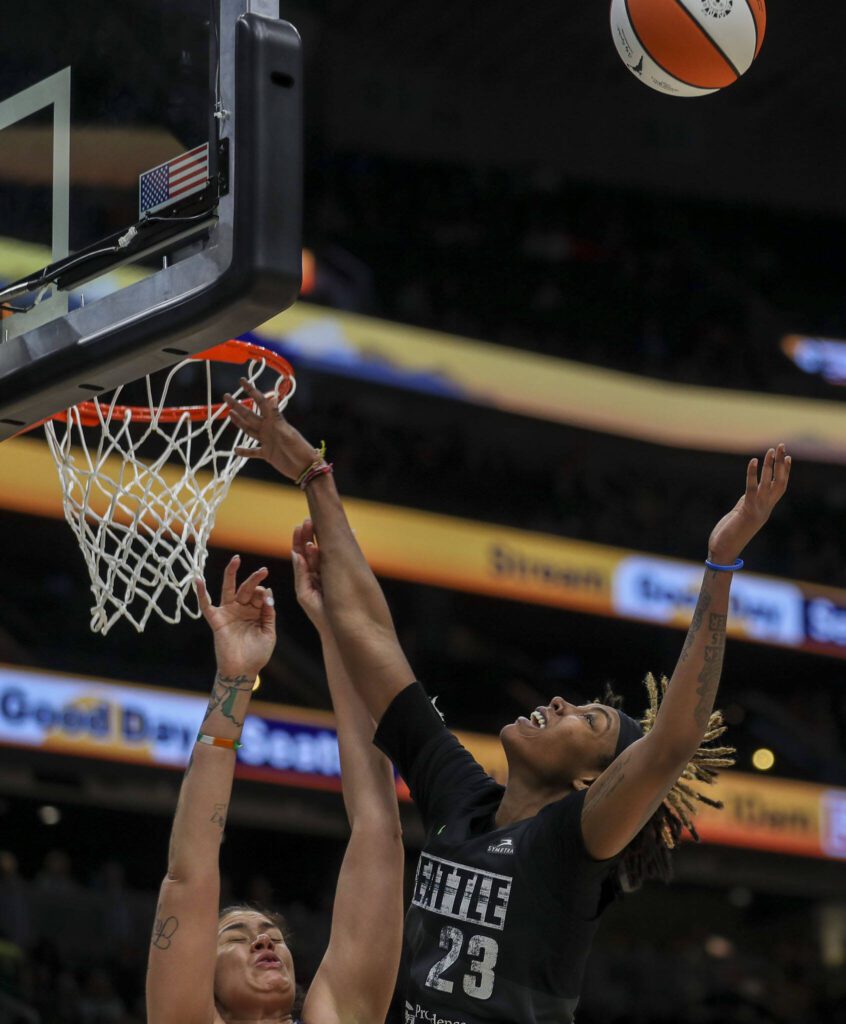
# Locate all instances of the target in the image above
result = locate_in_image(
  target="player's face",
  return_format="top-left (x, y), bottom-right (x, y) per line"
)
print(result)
top-left (214, 910), bottom-right (295, 1016)
top-left (500, 697), bottom-right (621, 788)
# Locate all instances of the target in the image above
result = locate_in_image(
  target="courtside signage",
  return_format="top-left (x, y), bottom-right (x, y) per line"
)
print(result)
top-left (694, 772), bottom-right (846, 861)
top-left (1, 664), bottom-right (844, 861)
top-left (0, 666), bottom-right (345, 792)
top-left (612, 556), bottom-right (806, 646)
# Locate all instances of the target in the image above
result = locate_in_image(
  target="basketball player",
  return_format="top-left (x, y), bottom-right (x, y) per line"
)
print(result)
top-left (225, 380), bottom-right (790, 1023)
top-left (146, 536), bottom-right (404, 1024)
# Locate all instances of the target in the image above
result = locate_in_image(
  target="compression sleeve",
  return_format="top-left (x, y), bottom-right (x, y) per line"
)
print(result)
top-left (374, 681), bottom-right (494, 831)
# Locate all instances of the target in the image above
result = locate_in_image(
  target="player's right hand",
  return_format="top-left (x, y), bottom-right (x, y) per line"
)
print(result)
top-left (195, 555), bottom-right (276, 678)
top-left (224, 377), bottom-right (319, 481)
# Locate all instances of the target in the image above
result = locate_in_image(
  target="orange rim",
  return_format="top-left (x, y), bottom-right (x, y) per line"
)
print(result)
top-left (50, 339), bottom-right (294, 427)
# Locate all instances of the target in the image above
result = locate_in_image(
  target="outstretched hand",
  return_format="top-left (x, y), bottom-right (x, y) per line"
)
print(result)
top-left (292, 519), bottom-right (327, 633)
top-left (224, 378), bottom-right (319, 481)
top-left (196, 556), bottom-right (276, 678)
top-left (708, 444), bottom-right (791, 564)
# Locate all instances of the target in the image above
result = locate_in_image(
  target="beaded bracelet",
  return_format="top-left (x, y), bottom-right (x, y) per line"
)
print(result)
top-left (295, 441), bottom-right (328, 487)
top-left (300, 462), bottom-right (334, 490)
top-left (197, 732), bottom-right (242, 750)
top-left (704, 557), bottom-right (744, 572)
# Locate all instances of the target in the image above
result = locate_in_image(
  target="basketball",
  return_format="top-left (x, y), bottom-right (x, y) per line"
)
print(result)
top-left (610, 0), bottom-right (766, 97)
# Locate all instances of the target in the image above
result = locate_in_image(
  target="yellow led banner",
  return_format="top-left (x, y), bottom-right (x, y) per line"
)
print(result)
top-left (0, 436), bottom-right (618, 614)
top-left (256, 304), bottom-right (846, 464)
top-left (5, 436), bottom-right (846, 659)
top-left (677, 772), bottom-right (846, 860)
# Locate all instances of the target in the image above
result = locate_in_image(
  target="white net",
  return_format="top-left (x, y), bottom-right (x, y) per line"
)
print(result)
top-left (43, 344), bottom-right (295, 635)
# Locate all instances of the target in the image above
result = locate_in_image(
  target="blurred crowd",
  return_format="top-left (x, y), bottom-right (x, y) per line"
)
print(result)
top-left (292, 381), bottom-right (846, 589)
top-left (1, 847), bottom-right (843, 1024)
top-left (305, 153), bottom-right (846, 400)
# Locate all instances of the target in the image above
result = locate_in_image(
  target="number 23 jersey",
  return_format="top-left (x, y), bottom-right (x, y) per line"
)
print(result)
top-left (375, 683), bottom-right (619, 1024)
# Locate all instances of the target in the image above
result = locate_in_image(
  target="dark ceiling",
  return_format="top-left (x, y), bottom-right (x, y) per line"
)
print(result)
top-left (286, 0), bottom-right (846, 216)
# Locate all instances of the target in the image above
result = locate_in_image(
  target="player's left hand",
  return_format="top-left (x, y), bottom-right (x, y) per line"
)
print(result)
top-left (708, 444), bottom-right (791, 564)
top-left (196, 556), bottom-right (276, 678)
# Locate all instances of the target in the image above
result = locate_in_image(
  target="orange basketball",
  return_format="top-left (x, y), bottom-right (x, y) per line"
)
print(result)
top-left (610, 0), bottom-right (766, 97)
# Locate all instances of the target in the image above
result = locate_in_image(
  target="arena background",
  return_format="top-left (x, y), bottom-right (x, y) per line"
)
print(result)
top-left (1, 2), bottom-right (846, 1022)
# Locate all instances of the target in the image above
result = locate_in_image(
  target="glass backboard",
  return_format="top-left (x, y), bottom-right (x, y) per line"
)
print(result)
top-left (0, 0), bottom-right (302, 437)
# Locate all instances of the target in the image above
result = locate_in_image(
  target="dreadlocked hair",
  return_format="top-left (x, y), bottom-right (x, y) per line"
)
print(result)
top-left (596, 674), bottom-right (735, 894)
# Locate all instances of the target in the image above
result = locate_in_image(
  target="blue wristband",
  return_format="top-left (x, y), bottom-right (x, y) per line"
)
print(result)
top-left (705, 557), bottom-right (744, 572)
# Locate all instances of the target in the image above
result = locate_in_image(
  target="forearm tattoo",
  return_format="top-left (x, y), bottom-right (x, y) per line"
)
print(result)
top-left (679, 586), bottom-right (712, 663)
top-left (694, 611), bottom-right (727, 728)
top-left (211, 803), bottom-right (228, 831)
top-left (202, 674), bottom-right (254, 728)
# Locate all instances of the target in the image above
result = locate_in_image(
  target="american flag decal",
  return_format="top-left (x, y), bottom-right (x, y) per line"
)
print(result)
top-left (139, 143), bottom-right (210, 215)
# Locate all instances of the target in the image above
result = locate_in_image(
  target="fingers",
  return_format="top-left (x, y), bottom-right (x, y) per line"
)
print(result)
top-left (300, 519), bottom-right (320, 573)
top-left (238, 376), bottom-right (278, 418)
top-left (745, 456), bottom-right (759, 496)
top-left (304, 539), bottom-right (320, 574)
top-left (236, 566), bottom-right (270, 606)
top-left (220, 555), bottom-right (240, 604)
top-left (291, 534), bottom-right (308, 594)
top-left (260, 586), bottom-right (276, 633)
top-left (773, 442), bottom-right (791, 492)
top-left (195, 577), bottom-right (213, 620)
top-left (292, 523), bottom-right (305, 559)
top-left (223, 393), bottom-right (262, 435)
top-left (747, 444), bottom-right (791, 507)
top-left (234, 445), bottom-right (265, 460)
top-left (760, 446), bottom-right (775, 486)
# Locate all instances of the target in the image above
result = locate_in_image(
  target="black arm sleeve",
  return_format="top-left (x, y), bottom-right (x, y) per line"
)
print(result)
top-left (374, 681), bottom-right (495, 831)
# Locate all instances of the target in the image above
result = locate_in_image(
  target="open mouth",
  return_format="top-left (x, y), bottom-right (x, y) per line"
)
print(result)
top-left (529, 708), bottom-right (547, 730)
top-left (255, 954), bottom-right (281, 968)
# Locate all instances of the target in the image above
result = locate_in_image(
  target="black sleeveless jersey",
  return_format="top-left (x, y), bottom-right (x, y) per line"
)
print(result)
top-left (375, 683), bottom-right (619, 1024)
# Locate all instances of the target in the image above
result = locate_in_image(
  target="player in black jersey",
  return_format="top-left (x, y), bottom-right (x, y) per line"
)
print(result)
top-left (225, 381), bottom-right (791, 1024)
top-left (146, 537), bottom-right (404, 1024)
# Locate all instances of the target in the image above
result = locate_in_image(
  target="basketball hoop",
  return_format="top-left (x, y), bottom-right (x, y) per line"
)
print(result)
top-left (44, 339), bottom-right (295, 635)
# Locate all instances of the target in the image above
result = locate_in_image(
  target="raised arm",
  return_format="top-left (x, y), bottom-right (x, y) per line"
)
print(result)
top-left (146, 559), bottom-right (275, 1024)
top-left (581, 445), bottom-right (791, 859)
top-left (225, 384), bottom-right (415, 724)
top-left (292, 521), bottom-right (404, 1024)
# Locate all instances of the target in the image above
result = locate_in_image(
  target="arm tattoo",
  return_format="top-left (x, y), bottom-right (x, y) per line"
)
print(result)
top-left (202, 674), bottom-right (254, 728)
top-left (679, 585), bottom-right (713, 663)
top-left (152, 909), bottom-right (179, 950)
top-left (694, 611), bottom-right (727, 728)
top-left (211, 803), bottom-right (228, 831)
top-left (582, 752), bottom-right (631, 821)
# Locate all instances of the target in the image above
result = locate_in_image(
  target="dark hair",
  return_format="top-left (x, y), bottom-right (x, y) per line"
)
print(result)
top-left (217, 902), bottom-right (306, 1016)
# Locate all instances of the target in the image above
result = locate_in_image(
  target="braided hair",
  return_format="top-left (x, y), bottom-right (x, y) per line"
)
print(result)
top-left (596, 674), bottom-right (735, 892)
